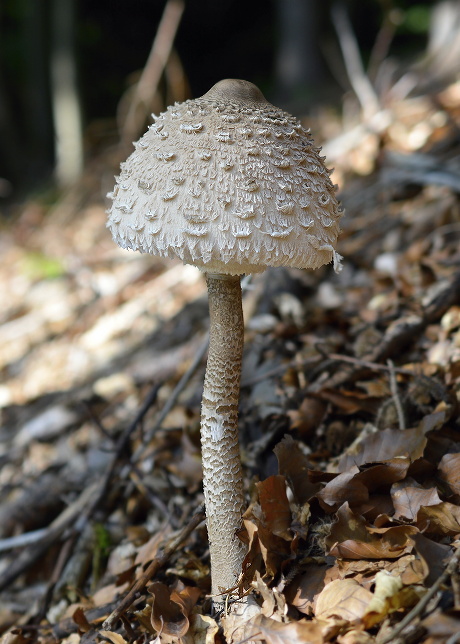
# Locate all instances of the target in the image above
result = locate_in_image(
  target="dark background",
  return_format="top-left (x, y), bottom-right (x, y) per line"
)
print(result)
top-left (0, 0), bottom-right (436, 199)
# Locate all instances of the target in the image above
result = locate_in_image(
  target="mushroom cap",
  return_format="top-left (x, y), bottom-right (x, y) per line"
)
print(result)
top-left (107, 79), bottom-right (343, 275)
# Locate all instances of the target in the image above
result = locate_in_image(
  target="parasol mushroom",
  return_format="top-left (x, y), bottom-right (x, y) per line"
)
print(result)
top-left (107, 78), bottom-right (343, 603)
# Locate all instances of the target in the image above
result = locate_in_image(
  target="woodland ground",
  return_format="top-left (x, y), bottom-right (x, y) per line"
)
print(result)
top-left (1, 79), bottom-right (460, 644)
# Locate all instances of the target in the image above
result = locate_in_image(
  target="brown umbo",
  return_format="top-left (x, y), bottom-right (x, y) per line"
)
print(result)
top-left (107, 79), bottom-right (343, 603)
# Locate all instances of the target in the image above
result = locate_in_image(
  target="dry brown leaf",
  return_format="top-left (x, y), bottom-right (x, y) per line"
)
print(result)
top-left (0, 634), bottom-right (31, 644)
top-left (148, 582), bottom-right (201, 638)
top-left (91, 582), bottom-right (129, 607)
top-left (134, 530), bottom-right (167, 567)
top-left (315, 578), bottom-right (373, 623)
top-left (99, 632), bottom-right (128, 644)
top-left (316, 467), bottom-right (369, 512)
top-left (287, 396), bottom-right (328, 436)
top-left (412, 532), bottom-right (452, 585)
top-left (327, 503), bottom-right (417, 559)
top-left (252, 572), bottom-right (287, 619)
top-left (337, 630), bottom-right (374, 644)
top-left (352, 494), bottom-right (395, 522)
top-left (274, 435), bottom-right (320, 504)
top-left (224, 613), bottom-right (327, 644)
top-left (416, 501), bottom-right (460, 535)
top-left (71, 607), bottom-right (91, 633)
top-left (257, 523), bottom-right (294, 580)
top-left (284, 564), bottom-right (333, 615)
top-left (391, 479), bottom-right (442, 521)
top-left (338, 427), bottom-right (429, 472)
top-left (318, 388), bottom-right (381, 415)
top-left (256, 475), bottom-right (292, 540)
top-left (355, 458), bottom-right (411, 491)
top-left (439, 452), bottom-right (460, 495)
top-left (422, 609), bottom-right (460, 642)
top-left (186, 613), bottom-right (219, 644)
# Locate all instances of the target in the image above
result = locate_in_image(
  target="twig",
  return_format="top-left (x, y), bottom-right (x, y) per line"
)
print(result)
top-left (133, 335), bottom-right (209, 463)
top-left (0, 528), bottom-right (47, 553)
top-left (379, 545), bottom-right (460, 644)
top-left (387, 359), bottom-right (406, 429)
top-left (102, 507), bottom-right (205, 630)
top-left (0, 482), bottom-right (98, 593)
top-left (120, 0), bottom-right (185, 148)
top-left (0, 384), bottom-right (161, 595)
top-left (331, 2), bottom-right (380, 117)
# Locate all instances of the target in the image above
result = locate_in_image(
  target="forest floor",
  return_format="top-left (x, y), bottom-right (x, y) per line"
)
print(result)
top-left (1, 80), bottom-right (460, 644)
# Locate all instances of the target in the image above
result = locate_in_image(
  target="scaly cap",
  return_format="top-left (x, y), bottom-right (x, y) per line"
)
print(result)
top-left (107, 79), bottom-right (343, 275)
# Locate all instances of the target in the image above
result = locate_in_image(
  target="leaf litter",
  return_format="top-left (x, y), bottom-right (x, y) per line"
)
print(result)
top-left (2, 63), bottom-right (460, 644)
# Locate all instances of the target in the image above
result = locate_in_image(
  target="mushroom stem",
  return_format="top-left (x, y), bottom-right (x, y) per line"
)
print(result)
top-left (201, 273), bottom-right (246, 601)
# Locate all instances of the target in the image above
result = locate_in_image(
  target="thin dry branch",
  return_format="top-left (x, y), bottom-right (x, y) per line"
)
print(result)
top-left (102, 507), bottom-right (205, 631)
top-left (378, 545), bottom-right (460, 644)
top-left (331, 2), bottom-right (380, 117)
top-left (120, 0), bottom-right (185, 149)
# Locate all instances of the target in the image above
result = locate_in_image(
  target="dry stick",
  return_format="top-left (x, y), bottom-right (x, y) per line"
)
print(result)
top-left (0, 384), bottom-right (161, 596)
top-left (102, 507), bottom-right (205, 631)
top-left (242, 351), bottom-right (422, 390)
top-left (120, 0), bottom-right (185, 149)
top-left (0, 528), bottom-right (47, 553)
top-left (379, 545), bottom-right (460, 644)
top-left (87, 382), bottom-right (162, 514)
top-left (132, 334), bottom-right (209, 463)
top-left (331, 2), bottom-right (380, 118)
top-left (38, 383), bottom-right (162, 619)
top-left (317, 269), bottom-right (460, 392)
top-left (0, 482), bottom-right (98, 593)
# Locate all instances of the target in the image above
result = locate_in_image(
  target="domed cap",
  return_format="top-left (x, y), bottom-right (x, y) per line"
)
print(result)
top-left (107, 79), bottom-right (343, 275)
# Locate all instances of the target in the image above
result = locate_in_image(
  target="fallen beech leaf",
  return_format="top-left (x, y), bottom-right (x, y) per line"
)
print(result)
top-left (391, 479), bottom-right (441, 521)
top-left (287, 396), bottom-right (328, 435)
top-left (252, 571), bottom-right (287, 619)
top-left (285, 564), bottom-right (333, 615)
top-left (318, 458), bottom-right (411, 513)
top-left (242, 512), bottom-right (292, 582)
top-left (327, 503), bottom-right (417, 559)
top-left (188, 613), bottom-right (219, 644)
top-left (355, 458), bottom-right (411, 491)
top-left (92, 582), bottom-right (129, 607)
top-left (337, 554), bottom-right (422, 586)
top-left (338, 427), bottom-right (428, 472)
top-left (318, 388), bottom-right (381, 415)
top-left (274, 435), bottom-right (320, 504)
top-left (99, 632), bottom-right (128, 644)
top-left (134, 530), bottom-right (167, 567)
top-left (337, 630), bottom-right (374, 644)
top-left (148, 582), bottom-right (201, 637)
top-left (352, 494), bottom-right (395, 521)
top-left (71, 608), bottom-right (91, 633)
top-left (316, 467), bottom-right (369, 512)
top-left (412, 532), bottom-right (452, 585)
top-left (315, 579), bottom-right (373, 623)
top-left (421, 609), bottom-right (460, 641)
top-left (257, 523), bottom-right (293, 580)
top-left (224, 613), bottom-right (327, 644)
top-left (416, 502), bottom-right (460, 535)
top-left (257, 475), bottom-right (292, 539)
top-left (326, 503), bottom-right (373, 549)
top-left (418, 409), bottom-right (446, 433)
top-left (439, 453), bottom-right (460, 495)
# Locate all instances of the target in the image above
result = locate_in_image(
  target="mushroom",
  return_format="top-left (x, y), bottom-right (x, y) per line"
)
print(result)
top-left (107, 79), bottom-right (343, 603)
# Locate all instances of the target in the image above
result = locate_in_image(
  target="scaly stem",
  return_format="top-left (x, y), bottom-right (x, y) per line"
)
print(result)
top-left (201, 273), bottom-right (246, 601)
